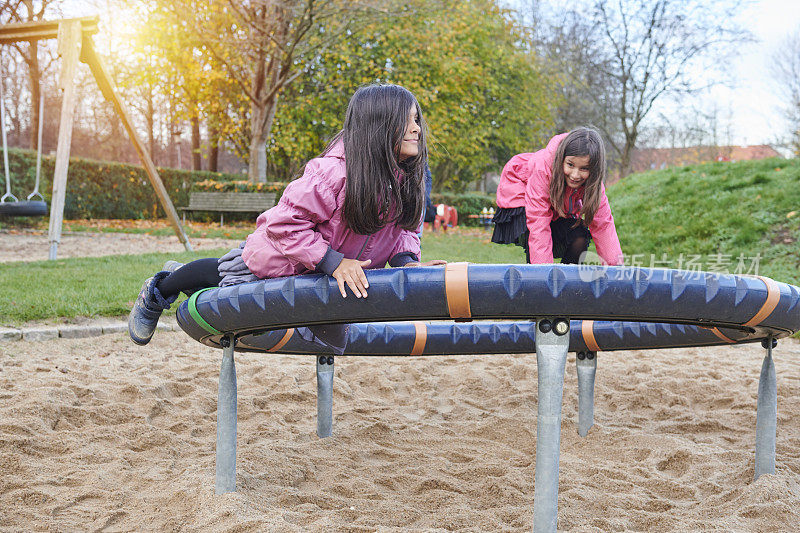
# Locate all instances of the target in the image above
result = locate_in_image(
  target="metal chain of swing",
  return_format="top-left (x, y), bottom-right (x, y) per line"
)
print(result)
top-left (0, 51), bottom-right (48, 217)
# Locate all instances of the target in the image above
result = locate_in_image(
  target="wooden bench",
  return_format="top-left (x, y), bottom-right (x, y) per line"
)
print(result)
top-left (180, 191), bottom-right (276, 226)
top-left (467, 214), bottom-right (494, 228)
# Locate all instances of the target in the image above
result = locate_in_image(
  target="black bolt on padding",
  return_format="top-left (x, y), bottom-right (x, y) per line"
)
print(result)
top-left (577, 351), bottom-right (586, 360)
top-left (539, 319), bottom-right (552, 333)
top-left (587, 352), bottom-right (595, 360)
top-left (554, 319), bottom-right (569, 336)
top-left (761, 338), bottom-right (778, 349)
top-left (326, 356), bottom-right (334, 365)
top-left (220, 336), bottom-right (231, 348)
top-left (318, 355), bottom-right (327, 365)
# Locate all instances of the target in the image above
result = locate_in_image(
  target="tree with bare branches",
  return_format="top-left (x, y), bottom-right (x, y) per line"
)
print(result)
top-left (772, 27), bottom-right (800, 156)
top-left (590, 0), bottom-right (752, 176)
top-left (532, 10), bottom-right (620, 147)
top-left (526, 0), bottom-right (752, 177)
top-left (0, 0), bottom-right (60, 150)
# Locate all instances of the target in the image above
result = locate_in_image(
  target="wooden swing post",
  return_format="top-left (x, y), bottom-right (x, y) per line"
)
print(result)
top-left (47, 19), bottom-right (80, 259)
top-left (0, 17), bottom-right (193, 259)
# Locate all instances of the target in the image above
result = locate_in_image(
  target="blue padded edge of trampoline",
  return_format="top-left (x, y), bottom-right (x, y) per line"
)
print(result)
top-left (176, 264), bottom-right (800, 354)
top-left (227, 321), bottom-right (751, 355)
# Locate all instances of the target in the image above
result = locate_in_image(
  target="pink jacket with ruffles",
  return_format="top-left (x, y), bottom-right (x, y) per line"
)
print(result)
top-left (242, 141), bottom-right (421, 279)
top-left (497, 134), bottom-right (623, 265)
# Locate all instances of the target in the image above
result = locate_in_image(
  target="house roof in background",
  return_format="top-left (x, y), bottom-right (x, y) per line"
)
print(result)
top-left (629, 145), bottom-right (781, 174)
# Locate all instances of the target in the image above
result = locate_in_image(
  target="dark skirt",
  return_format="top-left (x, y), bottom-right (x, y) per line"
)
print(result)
top-left (491, 207), bottom-right (592, 262)
top-left (491, 207), bottom-right (528, 248)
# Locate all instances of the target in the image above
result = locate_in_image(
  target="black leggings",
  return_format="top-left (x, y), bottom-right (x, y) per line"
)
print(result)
top-left (561, 236), bottom-right (589, 264)
top-left (521, 235), bottom-right (587, 264)
top-left (516, 230), bottom-right (587, 264)
top-left (157, 258), bottom-right (222, 298)
top-left (549, 217), bottom-right (591, 264)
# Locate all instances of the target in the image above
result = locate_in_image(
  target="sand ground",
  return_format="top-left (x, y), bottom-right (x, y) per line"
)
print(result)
top-left (0, 228), bottom-right (240, 263)
top-left (1, 230), bottom-right (800, 531)
top-left (2, 331), bottom-right (799, 532)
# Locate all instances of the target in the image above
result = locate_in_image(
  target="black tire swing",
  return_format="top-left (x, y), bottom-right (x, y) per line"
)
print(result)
top-left (0, 69), bottom-right (48, 218)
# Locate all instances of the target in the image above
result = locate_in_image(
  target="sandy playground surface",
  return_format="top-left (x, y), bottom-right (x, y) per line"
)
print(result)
top-left (2, 230), bottom-right (800, 531)
top-left (2, 332), bottom-right (800, 531)
top-left (0, 228), bottom-right (240, 263)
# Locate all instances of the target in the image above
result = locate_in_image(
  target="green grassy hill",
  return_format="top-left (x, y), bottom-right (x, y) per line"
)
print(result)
top-left (606, 157), bottom-right (800, 285)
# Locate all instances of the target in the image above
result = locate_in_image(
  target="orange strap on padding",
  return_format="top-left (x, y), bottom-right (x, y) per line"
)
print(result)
top-left (267, 328), bottom-right (295, 352)
top-left (710, 327), bottom-right (736, 344)
top-left (445, 262), bottom-right (471, 318)
top-left (743, 277), bottom-right (780, 327)
top-left (581, 320), bottom-right (600, 352)
top-left (411, 321), bottom-right (427, 356)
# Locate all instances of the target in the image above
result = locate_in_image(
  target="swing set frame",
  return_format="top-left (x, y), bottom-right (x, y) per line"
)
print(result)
top-left (0, 16), bottom-right (192, 259)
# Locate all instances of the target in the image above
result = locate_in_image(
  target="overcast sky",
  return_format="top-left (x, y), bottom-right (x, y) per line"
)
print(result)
top-left (710, 0), bottom-right (800, 147)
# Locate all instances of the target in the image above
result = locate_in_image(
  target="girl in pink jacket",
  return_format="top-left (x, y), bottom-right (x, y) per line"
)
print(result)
top-left (492, 127), bottom-right (623, 266)
top-left (128, 84), bottom-right (444, 347)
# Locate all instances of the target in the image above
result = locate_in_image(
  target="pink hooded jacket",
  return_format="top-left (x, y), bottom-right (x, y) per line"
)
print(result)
top-left (242, 141), bottom-right (421, 279)
top-left (496, 133), bottom-right (623, 265)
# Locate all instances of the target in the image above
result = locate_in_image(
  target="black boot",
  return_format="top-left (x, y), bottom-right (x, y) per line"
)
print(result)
top-left (128, 270), bottom-right (177, 345)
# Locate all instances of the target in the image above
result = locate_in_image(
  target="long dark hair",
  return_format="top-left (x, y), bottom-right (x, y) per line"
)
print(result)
top-left (324, 84), bottom-right (427, 235)
top-left (549, 126), bottom-right (606, 226)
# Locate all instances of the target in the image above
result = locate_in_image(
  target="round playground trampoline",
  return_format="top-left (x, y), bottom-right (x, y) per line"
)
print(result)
top-left (176, 263), bottom-right (800, 532)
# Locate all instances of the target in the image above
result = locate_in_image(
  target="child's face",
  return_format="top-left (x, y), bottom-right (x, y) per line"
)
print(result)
top-left (399, 106), bottom-right (421, 160)
top-left (563, 155), bottom-right (591, 189)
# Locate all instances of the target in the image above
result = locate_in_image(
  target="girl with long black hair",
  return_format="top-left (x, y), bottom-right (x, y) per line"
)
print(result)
top-left (128, 84), bottom-right (445, 347)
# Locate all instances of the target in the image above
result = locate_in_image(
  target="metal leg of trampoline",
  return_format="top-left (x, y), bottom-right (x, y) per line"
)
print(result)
top-left (317, 355), bottom-right (334, 438)
top-left (533, 318), bottom-right (570, 533)
top-left (576, 351), bottom-right (597, 437)
top-left (215, 335), bottom-right (237, 494)
top-left (755, 337), bottom-right (777, 481)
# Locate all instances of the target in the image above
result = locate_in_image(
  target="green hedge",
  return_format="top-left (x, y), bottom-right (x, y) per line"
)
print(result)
top-left (431, 192), bottom-right (497, 226)
top-left (193, 179), bottom-right (288, 197)
top-left (0, 148), bottom-right (245, 219)
top-left (0, 148), bottom-right (495, 225)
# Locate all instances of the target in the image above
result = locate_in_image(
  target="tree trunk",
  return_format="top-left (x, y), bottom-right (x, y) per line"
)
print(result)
top-left (208, 120), bottom-right (220, 172)
top-left (248, 135), bottom-right (267, 183)
top-left (191, 111), bottom-right (202, 171)
top-left (146, 91), bottom-right (156, 165)
top-left (110, 116), bottom-right (123, 162)
top-left (620, 138), bottom-right (634, 178)
top-left (247, 99), bottom-right (278, 183)
top-left (168, 99), bottom-right (179, 168)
